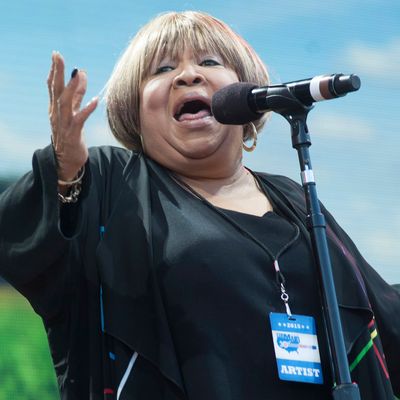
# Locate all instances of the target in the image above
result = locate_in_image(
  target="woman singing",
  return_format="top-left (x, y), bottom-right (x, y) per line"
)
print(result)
top-left (0, 11), bottom-right (399, 400)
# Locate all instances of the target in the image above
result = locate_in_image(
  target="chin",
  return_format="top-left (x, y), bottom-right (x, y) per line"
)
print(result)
top-left (176, 136), bottom-right (224, 160)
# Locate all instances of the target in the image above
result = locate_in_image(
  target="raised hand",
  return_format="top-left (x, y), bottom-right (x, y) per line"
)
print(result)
top-left (48, 52), bottom-right (98, 182)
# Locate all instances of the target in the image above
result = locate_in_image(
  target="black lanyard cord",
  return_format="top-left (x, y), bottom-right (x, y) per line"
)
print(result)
top-left (169, 171), bottom-right (300, 297)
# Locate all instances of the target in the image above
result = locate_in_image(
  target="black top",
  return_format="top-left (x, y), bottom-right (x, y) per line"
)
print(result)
top-left (150, 171), bottom-right (333, 399)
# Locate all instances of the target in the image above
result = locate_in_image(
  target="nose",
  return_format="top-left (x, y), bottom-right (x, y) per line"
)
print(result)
top-left (173, 64), bottom-right (205, 88)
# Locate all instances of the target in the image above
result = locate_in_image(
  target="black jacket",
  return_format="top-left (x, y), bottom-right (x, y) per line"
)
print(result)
top-left (0, 145), bottom-right (399, 399)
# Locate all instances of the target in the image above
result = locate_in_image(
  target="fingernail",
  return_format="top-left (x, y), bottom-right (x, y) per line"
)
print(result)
top-left (71, 68), bottom-right (79, 79)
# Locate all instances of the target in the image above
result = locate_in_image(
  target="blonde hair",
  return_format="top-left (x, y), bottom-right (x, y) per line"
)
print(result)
top-left (105, 11), bottom-right (270, 150)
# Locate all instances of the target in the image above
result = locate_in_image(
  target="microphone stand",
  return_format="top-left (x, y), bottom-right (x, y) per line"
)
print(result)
top-left (268, 91), bottom-right (361, 399)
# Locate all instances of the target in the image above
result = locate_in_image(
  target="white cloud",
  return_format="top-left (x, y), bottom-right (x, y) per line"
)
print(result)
top-left (309, 112), bottom-right (375, 141)
top-left (345, 38), bottom-right (400, 80)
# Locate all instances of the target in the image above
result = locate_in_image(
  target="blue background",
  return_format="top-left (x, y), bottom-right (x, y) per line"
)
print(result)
top-left (1, 0), bottom-right (399, 283)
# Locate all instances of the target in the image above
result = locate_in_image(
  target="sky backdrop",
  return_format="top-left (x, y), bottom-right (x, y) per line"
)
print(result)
top-left (0, 0), bottom-right (399, 283)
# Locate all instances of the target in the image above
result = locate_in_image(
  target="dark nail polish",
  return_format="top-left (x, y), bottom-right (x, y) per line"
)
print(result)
top-left (71, 68), bottom-right (79, 79)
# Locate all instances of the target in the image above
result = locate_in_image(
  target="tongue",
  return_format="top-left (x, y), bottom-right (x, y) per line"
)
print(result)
top-left (178, 109), bottom-right (211, 122)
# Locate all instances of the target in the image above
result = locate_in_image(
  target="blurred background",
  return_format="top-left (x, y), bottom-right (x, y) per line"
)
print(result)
top-left (0, 0), bottom-right (399, 398)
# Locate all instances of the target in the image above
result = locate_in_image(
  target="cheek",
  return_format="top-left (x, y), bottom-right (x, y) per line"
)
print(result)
top-left (141, 79), bottom-right (169, 118)
top-left (218, 69), bottom-right (239, 87)
top-left (140, 81), bottom-right (171, 147)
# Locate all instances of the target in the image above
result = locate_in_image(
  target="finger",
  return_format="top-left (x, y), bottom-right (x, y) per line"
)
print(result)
top-left (47, 52), bottom-right (56, 114)
top-left (71, 97), bottom-right (98, 134)
top-left (71, 70), bottom-right (88, 114)
top-left (57, 69), bottom-right (82, 128)
top-left (52, 52), bottom-right (65, 101)
top-left (50, 52), bottom-right (66, 140)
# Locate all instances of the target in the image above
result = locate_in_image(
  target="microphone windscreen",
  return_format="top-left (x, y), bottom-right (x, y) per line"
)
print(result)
top-left (211, 82), bottom-right (261, 125)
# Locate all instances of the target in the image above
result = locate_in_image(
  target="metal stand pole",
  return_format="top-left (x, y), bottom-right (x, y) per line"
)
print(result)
top-left (270, 90), bottom-right (361, 399)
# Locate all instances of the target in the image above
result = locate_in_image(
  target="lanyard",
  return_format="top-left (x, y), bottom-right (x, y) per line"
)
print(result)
top-left (170, 171), bottom-right (300, 319)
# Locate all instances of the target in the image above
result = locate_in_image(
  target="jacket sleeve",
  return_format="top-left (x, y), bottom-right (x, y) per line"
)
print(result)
top-left (0, 144), bottom-right (132, 322)
top-left (321, 203), bottom-right (400, 396)
top-left (0, 144), bottom-right (87, 321)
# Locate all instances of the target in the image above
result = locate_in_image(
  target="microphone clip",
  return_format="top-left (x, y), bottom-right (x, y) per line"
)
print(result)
top-left (250, 85), bottom-right (314, 118)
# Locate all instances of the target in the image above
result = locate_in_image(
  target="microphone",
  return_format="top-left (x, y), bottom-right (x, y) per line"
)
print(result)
top-left (211, 74), bottom-right (361, 125)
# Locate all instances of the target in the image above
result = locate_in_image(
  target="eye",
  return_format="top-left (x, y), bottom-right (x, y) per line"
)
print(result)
top-left (155, 65), bottom-right (174, 74)
top-left (200, 59), bottom-right (222, 67)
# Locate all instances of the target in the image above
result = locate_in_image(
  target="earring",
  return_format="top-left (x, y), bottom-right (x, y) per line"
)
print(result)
top-left (242, 122), bottom-right (257, 152)
top-left (139, 135), bottom-right (145, 153)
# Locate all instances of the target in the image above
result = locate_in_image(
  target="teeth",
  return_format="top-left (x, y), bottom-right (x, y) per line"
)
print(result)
top-left (178, 109), bottom-right (211, 122)
top-left (177, 103), bottom-right (184, 115)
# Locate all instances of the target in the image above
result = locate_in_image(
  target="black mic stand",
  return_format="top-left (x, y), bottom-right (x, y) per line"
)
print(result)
top-left (267, 91), bottom-right (361, 400)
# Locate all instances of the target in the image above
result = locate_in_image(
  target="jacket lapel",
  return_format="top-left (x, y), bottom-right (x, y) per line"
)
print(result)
top-left (95, 154), bottom-right (185, 394)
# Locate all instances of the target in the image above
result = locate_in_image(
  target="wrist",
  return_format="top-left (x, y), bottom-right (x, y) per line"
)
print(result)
top-left (58, 165), bottom-right (85, 186)
top-left (57, 166), bottom-right (85, 204)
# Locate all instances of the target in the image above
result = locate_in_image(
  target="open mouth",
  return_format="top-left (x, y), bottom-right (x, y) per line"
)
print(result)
top-left (174, 100), bottom-right (212, 122)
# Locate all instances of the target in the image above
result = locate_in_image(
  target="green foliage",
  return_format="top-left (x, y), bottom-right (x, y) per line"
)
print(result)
top-left (0, 286), bottom-right (59, 400)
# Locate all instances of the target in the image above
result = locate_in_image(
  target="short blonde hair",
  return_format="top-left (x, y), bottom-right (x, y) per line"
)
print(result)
top-left (105, 11), bottom-right (270, 150)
